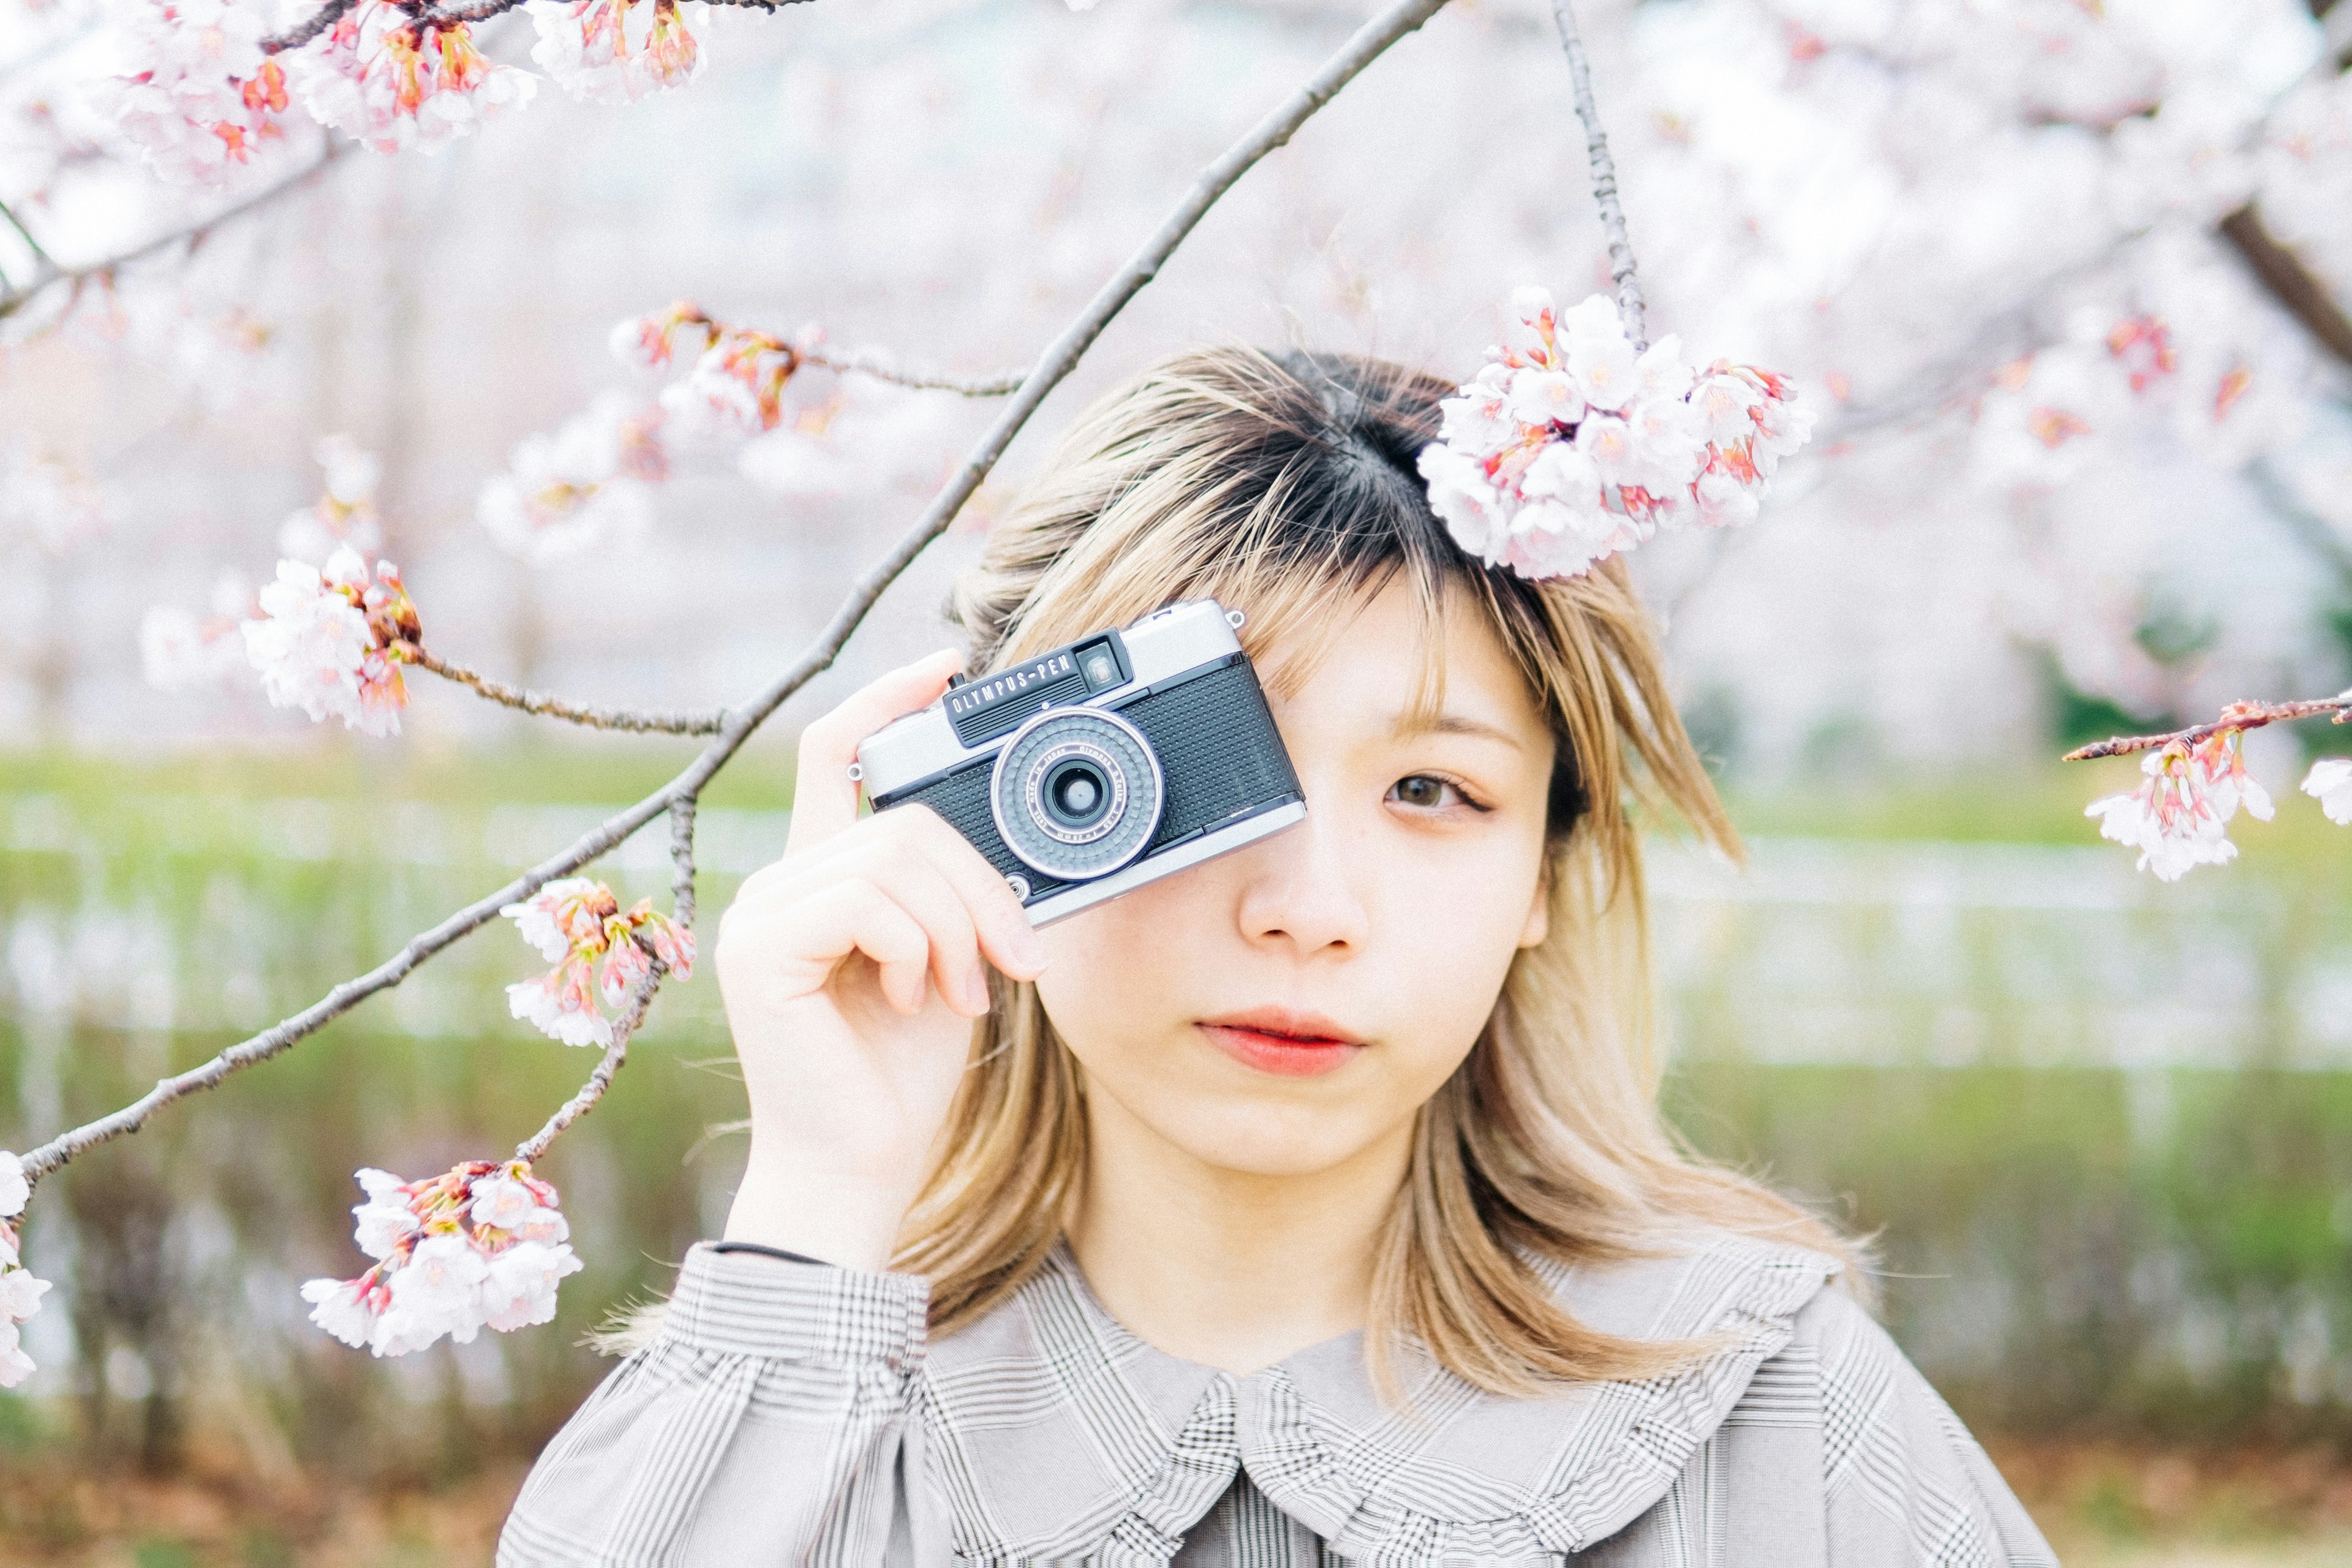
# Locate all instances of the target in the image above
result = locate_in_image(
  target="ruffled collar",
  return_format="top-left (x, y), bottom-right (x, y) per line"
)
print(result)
top-left (916, 1230), bottom-right (1839, 1564)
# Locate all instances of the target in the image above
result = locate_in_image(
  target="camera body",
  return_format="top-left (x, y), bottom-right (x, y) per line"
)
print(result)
top-left (854, 599), bottom-right (1305, 926)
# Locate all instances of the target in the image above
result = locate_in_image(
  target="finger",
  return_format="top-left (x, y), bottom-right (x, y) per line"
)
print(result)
top-left (787, 648), bottom-right (966, 853)
top-left (839, 839), bottom-right (990, 1017)
top-left (788, 880), bottom-right (937, 1016)
top-left (895, 807), bottom-right (1047, 981)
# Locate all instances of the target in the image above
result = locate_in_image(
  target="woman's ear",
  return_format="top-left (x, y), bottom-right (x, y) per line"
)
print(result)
top-left (1517, 854), bottom-right (1551, 949)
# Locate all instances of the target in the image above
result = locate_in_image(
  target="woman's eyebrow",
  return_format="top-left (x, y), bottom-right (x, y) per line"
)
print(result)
top-left (1387, 710), bottom-right (1530, 751)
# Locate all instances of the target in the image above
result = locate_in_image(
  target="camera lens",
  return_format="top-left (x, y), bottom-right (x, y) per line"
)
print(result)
top-left (989, 707), bottom-right (1164, 883)
top-left (1044, 760), bottom-right (1106, 826)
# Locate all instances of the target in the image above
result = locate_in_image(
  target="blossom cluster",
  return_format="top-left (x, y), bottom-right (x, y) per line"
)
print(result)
top-left (96, 0), bottom-right (532, 179)
top-left (89, 0), bottom-right (296, 186)
top-left (502, 878), bottom-right (694, 1047)
top-left (526, 0), bottom-right (707, 104)
top-left (285, 0), bottom-right (535, 156)
top-left (241, 545), bottom-right (422, 736)
top-left (1415, 288), bottom-right (1814, 581)
top-left (91, 0), bottom-right (717, 183)
top-left (612, 300), bottom-right (805, 441)
top-left (300, 1160), bottom-right (582, 1357)
top-left (478, 392), bottom-right (667, 560)
top-left (0, 1153), bottom-right (51, 1390)
top-left (2086, 725), bottom-right (2273, 881)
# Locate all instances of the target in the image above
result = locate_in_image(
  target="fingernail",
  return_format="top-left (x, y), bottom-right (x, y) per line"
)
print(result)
top-left (1010, 927), bottom-right (1046, 976)
top-left (965, 970), bottom-right (990, 1013)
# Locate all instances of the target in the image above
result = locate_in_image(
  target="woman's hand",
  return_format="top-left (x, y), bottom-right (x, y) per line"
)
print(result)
top-left (715, 649), bottom-right (1044, 1271)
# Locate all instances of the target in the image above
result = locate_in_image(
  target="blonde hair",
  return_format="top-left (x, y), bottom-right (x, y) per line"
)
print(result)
top-left (891, 345), bottom-right (1864, 1394)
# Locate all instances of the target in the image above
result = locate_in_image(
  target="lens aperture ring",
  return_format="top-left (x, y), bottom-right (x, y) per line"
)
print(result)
top-left (989, 707), bottom-right (1164, 882)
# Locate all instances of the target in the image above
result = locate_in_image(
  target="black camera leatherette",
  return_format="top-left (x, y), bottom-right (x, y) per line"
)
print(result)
top-left (884, 658), bottom-right (1302, 901)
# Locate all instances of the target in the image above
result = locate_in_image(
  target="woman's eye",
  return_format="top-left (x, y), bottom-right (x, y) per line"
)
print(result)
top-left (1390, 774), bottom-right (1461, 809)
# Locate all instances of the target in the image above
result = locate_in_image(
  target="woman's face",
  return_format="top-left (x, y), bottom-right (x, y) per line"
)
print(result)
top-left (1034, 575), bottom-right (1558, 1180)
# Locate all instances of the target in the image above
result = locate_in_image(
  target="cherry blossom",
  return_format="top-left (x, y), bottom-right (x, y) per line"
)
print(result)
top-left (527, 0), bottom-right (708, 105)
top-left (277, 434), bottom-right (385, 564)
top-left (477, 394), bottom-right (666, 561)
top-left (501, 877), bottom-right (693, 1047)
top-left (284, 0), bottom-right (535, 157)
top-left (1417, 285), bottom-right (1812, 580)
top-left (301, 1159), bottom-right (583, 1357)
top-left (0, 446), bottom-right (112, 553)
top-left (609, 300), bottom-right (720, 374)
top-left (140, 573), bottom-right (256, 692)
top-left (663, 326), bottom-right (803, 442)
top-left (0, 1154), bottom-right (45, 1391)
top-left (2301, 758), bottom-right (2352, 826)
top-left (2084, 726), bottom-right (2276, 882)
top-left (91, 0), bottom-right (296, 186)
top-left (240, 546), bottom-right (421, 736)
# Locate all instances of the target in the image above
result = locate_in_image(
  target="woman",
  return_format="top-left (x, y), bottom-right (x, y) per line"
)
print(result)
top-left (499, 349), bottom-right (2054, 1566)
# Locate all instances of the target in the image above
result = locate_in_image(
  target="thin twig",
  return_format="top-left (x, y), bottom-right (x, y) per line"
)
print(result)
top-left (0, 199), bottom-right (54, 270)
top-left (260, 0), bottom-right (356, 55)
top-left (2063, 695), bottom-right (2352, 763)
top-left (1550, 0), bottom-right (1645, 350)
top-left (514, 976), bottom-right (660, 1166)
top-left (412, 0), bottom-right (810, 24)
top-left (801, 348), bottom-right (1028, 398)
top-left (10, 0), bottom-right (1453, 1194)
top-left (416, 650), bottom-right (726, 735)
top-left (0, 146), bottom-right (338, 321)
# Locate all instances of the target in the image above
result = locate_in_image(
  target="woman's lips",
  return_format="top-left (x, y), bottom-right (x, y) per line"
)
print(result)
top-left (1196, 1009), bottom-right (1366, 1079)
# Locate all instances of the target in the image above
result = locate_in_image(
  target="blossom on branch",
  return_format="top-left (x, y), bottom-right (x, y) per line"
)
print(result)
top-left (609, 301), bottom-right (718, 373)
top-left (478, 394), bottom-right (666, 560)
top-left (300, 1160), bottom-right (583, 1357)
top-left (284, 0), bottom-right (535, 157)
top-left (664, 328), bottom-right (803, 441)
top-left (1417, 288), bottom-right (1813, 581)
top-left (2084, 726), bottom-right (2274, 881)
top-left (241, 546), bottom-right (421, 736)
top-left (501, 877), bottom-right (693, 1047)
top-left (91, 0), bottom-right (296, 186)
top-left (2302, 758), bottom-right (2352, 825)
top-left (0, 1153), bottom-right (48, 1390)
top-left (528, 0), bottom-right (708, 105)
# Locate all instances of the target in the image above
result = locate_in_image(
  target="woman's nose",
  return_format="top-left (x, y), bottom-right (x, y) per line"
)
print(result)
top-left (1232, 793), bottom-right (1372, 957)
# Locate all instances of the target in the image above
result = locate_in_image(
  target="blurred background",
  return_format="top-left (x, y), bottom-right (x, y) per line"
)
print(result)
top-left (6, 0), bottom-right (2352, 1561)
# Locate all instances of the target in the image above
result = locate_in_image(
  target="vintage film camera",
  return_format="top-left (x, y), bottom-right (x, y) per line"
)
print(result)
top-left (853, 599), bottom-right (1306, 926)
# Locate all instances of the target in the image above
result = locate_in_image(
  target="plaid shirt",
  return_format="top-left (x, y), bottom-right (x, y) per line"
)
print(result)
top-left (499, 1232), bottom-right (2056, 1566)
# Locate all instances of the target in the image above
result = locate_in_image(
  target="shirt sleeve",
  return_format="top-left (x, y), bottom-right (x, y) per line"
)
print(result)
top-left (1807, 1291), bottom-right (2059, 1568)
top-left (497, 1243), bottom-right (940, 1567)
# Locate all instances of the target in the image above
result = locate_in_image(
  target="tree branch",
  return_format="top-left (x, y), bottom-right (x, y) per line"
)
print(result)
top-left (415, 650), bottom-right (726, 734)
top-left (1550, 0), bottom-right (1645, 350)
top-left (261, 0), bottom-right (356, 53)
top-left (11, 0), bottom-right (1453, 1193)
top-left (2218, 203), bottom-right (2352, 372)
top-left (2063, 695), bottom-right (2352, 762)
top-left (0, 146), bottom-right (339, 322)
top-left (799, 348), bottom-right (1028, 398)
